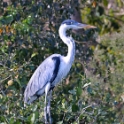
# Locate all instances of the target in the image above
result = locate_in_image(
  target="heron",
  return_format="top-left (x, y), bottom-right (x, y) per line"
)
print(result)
top-left (24, 19), bottom-right (96, 124)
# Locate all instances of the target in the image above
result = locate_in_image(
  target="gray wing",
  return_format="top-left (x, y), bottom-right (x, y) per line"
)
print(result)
top-left (24, 54), bottom-right (61, 103)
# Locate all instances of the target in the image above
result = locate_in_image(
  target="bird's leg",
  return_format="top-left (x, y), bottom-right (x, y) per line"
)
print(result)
top-left (44, 83), bottom-right (50, 124)
top-left (47, 90), bottom-right (52, 124)
top-left (44, 99), bottom-right (48, 124)
top-left (44, 90), bottom-right (52, 124)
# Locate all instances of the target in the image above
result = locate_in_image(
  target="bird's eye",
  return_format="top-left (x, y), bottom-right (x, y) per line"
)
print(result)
top-left (62, 20), bottom-right (75, 25)
top-left (69, 21), bottom-right (73, 25)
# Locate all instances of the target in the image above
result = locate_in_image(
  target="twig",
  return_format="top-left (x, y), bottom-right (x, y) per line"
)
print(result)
top-left (75, 104), bottom-right (92, 122)
top-left (1, 90), bottom-right (6, 96)
top-left (0, 75), bottom-right (11, 84)
top-left (104, 14), bottom-right (124, 23)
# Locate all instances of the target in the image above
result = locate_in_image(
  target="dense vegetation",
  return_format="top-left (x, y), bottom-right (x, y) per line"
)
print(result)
top-left (0, 0), bottom-right (124, 123)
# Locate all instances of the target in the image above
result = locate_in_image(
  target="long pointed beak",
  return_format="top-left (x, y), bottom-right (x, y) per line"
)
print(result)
top-left (78, 23), bottom-right (96, 29)
top-left (83, 25), bottom-right (96, 29)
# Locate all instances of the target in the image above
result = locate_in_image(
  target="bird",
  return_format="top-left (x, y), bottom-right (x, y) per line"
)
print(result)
top-left (24, 19), bottom-right (96, 124)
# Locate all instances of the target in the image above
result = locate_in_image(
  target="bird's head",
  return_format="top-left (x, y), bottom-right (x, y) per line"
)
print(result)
top-left (61, 19), bottom-right (96, 30)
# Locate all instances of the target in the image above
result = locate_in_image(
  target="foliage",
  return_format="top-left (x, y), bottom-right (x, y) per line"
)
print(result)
top-left (0, 0), bottom-right (124, 124)
top-left (81, 0), bottom-right (124, 34)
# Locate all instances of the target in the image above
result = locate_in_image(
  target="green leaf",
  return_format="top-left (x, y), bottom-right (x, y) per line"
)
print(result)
top-left (76, 87), bottom-right (82, 96)
top-left (9, 118), bottom-right (15, 124)
top-left (5, 15), bottom-right (14, 24)
top-left (26, 15), bottom-right (33, 24)
top-left (72, 104), bottom-right (79, 112)
top-left (32, 104), bottom-right (38, 112)
top-left (103, 0), bottom-right (108, 7)
top-left (3, 35), bottom-right (8, 40)
top-left (68, 89), bottom-right (76, 95)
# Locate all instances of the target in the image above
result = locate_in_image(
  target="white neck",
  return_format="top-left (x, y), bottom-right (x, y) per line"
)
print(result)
top-left (59, 25), bottom-right (75, 64)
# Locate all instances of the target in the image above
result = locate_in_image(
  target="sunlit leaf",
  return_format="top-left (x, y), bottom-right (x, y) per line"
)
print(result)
top-left (83, 83), bottom-right (91, 88)
top-left (31, 113), bottom-right (35, 123)
top-left (92, 1), bottom-right (97, 8)
top-left (8, 80), bottom-right (13, 86)
top-left (57, 121), bottom-right (63, 124)
top-left (31, 52), bottom-right (38, 58)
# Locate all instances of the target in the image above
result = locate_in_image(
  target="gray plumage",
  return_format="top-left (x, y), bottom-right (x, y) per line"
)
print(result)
top-left (24, 51), bottom-right (75, 104)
